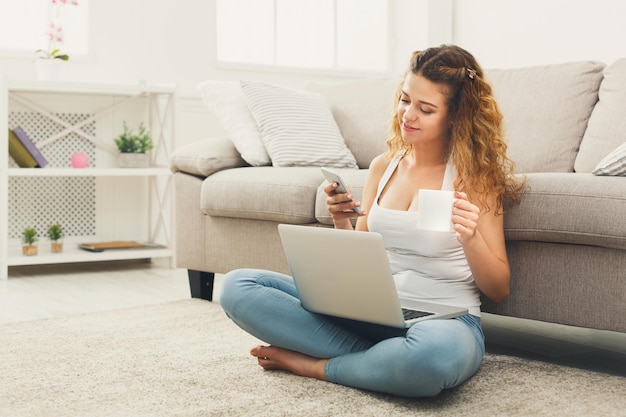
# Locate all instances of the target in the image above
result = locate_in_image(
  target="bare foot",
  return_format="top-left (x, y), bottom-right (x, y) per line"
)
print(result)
top-left (250, 345), bottom-right (328, 381)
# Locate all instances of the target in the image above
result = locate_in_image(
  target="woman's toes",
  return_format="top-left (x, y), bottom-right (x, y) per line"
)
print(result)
top-left (250, 345), bottom-right (271, 359)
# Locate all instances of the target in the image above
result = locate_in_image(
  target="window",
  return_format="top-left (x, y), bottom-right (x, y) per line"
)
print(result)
top-left (216, 0), bottom-right (391, 73)
top-left (0, 0), bottom-right (88, 57)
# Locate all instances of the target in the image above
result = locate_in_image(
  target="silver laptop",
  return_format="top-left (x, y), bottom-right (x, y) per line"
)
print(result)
top-left (277, 224), bottom-right (468, 329)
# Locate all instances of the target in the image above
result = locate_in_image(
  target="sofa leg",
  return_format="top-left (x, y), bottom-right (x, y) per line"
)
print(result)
top-left (188, 270), bottom-right (215, 301)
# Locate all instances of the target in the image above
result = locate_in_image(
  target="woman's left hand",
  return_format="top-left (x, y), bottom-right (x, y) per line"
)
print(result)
top-left (452, 191), bottom-right (481, 244)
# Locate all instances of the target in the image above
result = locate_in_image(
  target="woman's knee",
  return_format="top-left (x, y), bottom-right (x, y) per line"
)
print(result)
top-left (403, 322), bottom-right (482, 390)
top-left (219, 269), bottom-right (253, 315)
top-left (220, 269), bottom-right (294, 316)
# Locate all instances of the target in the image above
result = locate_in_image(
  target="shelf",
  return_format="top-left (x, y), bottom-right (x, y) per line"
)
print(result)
top-left (1, 80), bottom-right (177, 279)
top-left (8, 242), bottom-right (173, 267)
top-left (6, 80), bottom-right (176, 96)
top-left (7, 167), bottom-right (172, 177)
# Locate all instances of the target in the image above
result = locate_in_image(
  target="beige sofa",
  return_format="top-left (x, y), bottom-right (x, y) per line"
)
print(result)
top-left (171, 60), bottom-right (626, 334)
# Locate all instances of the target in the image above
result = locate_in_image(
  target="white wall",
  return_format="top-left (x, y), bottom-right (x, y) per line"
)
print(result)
top-left (2, 0), bottom-right (626, 146)
top-left (453, 0), bottom-right (626, 68)
top-left (1, 1), bottom-right (436, 95)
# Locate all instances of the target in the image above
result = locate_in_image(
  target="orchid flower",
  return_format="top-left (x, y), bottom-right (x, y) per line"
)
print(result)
top-left (36, 0), bottom-right (78, 59)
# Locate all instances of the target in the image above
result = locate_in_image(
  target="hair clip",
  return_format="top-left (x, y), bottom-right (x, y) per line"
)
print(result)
top-left (466, 68), bottom-right (477, 80)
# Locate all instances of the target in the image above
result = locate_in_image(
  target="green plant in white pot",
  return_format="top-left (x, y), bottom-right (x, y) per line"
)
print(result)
top-left (114, 122), bottom-right (153, 168)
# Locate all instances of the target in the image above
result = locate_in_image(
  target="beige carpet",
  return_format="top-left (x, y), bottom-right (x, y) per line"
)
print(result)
top-left (1, 299), bottom-right (624, 417)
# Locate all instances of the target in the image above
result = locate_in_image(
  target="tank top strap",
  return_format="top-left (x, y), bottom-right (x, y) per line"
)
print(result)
top-left (375, 150), bottom-right (406, 201)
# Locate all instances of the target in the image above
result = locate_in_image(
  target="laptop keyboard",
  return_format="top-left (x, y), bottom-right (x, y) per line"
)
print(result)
top-left (402, 308), bottom-right (435, 320)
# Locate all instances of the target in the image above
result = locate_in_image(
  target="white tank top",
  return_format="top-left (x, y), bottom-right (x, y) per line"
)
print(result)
top-left (367, 154), bottom-right (481, 316)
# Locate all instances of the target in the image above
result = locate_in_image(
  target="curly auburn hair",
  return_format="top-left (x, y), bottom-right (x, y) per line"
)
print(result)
top-left (386, 44), bottom-right (525, 214)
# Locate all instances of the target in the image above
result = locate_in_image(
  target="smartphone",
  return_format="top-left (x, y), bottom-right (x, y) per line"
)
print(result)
top-left (321, 167), bottom-right (361, 214)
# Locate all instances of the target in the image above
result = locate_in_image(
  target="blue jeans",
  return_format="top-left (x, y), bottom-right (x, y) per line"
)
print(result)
top-left (220, 268), bottom-right (485, 398)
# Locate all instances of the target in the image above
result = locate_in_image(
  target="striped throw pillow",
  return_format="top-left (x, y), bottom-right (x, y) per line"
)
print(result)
top-left (240, 80), bottom-right (358, 169)
top-left (592, 142), bottom-right (626, 176)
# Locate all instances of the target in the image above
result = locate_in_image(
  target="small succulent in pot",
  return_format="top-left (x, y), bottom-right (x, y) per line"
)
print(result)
top-left (47, 223), bottom-right (64, 253)
top-left (22, 227), bottom-right (38, 256)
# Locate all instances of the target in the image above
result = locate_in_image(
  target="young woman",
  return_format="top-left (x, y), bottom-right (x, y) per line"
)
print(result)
top-left (219, 44), bottom-right (525, 398)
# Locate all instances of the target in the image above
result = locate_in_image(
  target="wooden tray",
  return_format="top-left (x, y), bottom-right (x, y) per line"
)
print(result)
top-left (78, 241), bottom-right (148, 252)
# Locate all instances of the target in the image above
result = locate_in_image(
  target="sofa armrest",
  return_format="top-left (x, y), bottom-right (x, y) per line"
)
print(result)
top-left (170, 136), bottom-right (248, 177)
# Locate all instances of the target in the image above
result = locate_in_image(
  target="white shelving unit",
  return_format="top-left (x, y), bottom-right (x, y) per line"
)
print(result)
top-left (0, 79), bottom-right (177, 280)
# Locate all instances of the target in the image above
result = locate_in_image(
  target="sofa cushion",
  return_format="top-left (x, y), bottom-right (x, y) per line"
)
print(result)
top-left (316, 171), bottom-right (626, 250)
top-left (315, 169), bottom-right (369, 225)
top-left (575, 58), bottom-right (626, 173)
top-left (486, 61), bottom-right (605, 173)
top-left (240, 81), bottom-right (358, 169)
top-left (504, 173), bottom-right (626, 250)
top-left (201, 167), bottom-right (325, 224)
top-left (305, 78), bottom-right (397, 169)
top-left (197, 81), bottom-right (271, 167)
top-left (593, 142), bottom-right (626, 176)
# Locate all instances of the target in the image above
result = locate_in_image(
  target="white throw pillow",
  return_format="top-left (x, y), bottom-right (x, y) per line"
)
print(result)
top-left (592, 142), bottom-right (626, 176)
top-left (197, 80), bottom-right (271, 166)
top-left (240, 80), bottom-right (358, 169)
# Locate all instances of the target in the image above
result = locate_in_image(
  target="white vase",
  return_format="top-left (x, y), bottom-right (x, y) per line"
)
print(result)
top-left (118, 153), bottom-right (150, 168)
top-left (35, 59), bottom-right (61, 81)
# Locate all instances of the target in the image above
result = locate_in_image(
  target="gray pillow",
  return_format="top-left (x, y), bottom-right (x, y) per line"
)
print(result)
top-left (169, 136), bottom-right (246, 177)
top-left (486, 61), bottom-right (605, 173)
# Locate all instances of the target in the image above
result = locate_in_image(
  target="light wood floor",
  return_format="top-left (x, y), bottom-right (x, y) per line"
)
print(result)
top-left (1, 259), bottom-right (194, 323)
top-left (2, 259), bottom-right (625, 376)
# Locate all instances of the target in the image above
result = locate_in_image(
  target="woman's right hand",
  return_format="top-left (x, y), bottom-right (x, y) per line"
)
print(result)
top-left (323, 182), bottom-right (365, 222)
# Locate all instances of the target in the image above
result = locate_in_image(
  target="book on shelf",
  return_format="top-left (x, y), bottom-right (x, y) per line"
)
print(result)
top-left (8, 129), bottom-right (38, 168)
top-left (11, 126), bottom-right (48, 168)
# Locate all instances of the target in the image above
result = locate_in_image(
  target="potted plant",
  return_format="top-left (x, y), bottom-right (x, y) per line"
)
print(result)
top-left (47, 223), bottom-right (64, 253)
top-left (22, 227), bottom-right (38, 256)
top-left (114, 121), bottom-right (153, 168)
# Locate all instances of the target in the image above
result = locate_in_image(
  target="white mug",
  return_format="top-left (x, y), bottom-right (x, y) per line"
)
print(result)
top-left (416, 190), bottom-right (455, 232)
